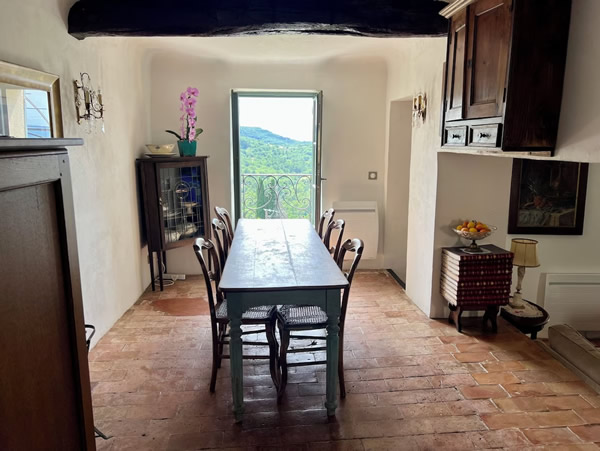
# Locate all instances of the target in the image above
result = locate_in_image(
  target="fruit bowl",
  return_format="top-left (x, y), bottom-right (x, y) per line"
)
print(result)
top-left (452, 222), bottom-right (497, 252)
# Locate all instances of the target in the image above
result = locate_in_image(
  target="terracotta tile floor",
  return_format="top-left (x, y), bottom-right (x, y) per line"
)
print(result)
top-left (90, 271), bottom-right (600, 450)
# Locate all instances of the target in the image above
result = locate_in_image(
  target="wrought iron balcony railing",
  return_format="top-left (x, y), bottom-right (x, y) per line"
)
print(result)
top-left (241, 173), bottom-right (313, 220)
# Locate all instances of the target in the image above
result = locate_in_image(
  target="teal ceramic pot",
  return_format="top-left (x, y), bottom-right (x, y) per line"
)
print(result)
top-left (177, 140), bottom-right (197, 157)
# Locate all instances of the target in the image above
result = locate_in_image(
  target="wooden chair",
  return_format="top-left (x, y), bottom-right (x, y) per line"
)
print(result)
top-left (214, 206), bottom-right (235, 243)
top-left (193, 238), bottom-right (279, 392)
top-left (276, 238), bottom-right (364, 400)
top-left (322, 219), bottom-right (345, 263)
top-left (211, 218), bottom-right (230, 273)
top-left (317, 208), bottom-right (335, 238)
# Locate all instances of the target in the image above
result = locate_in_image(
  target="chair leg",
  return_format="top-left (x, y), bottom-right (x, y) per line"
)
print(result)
top-left (217, 323), bottom-right (226, 369)
top-left (94, 426), bottom-right (112, 440)
top-left (265, 320), bottom-right (279, 390)
top-left (277, 324), bottom-right (290, 404)
top-left (210, 326), bottom-right (219, 393)
top-left (338, 333), bottom-right (346, 398)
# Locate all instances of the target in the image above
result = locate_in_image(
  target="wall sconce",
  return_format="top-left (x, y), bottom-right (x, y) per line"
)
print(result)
top-left (73, 73), bottom-right (104, 133)
top-left (412, 92), bottom-right (427, 127)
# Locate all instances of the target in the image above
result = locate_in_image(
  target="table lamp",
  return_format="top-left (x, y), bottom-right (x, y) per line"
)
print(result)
top-left (509, 238), bottom-right (540, 309)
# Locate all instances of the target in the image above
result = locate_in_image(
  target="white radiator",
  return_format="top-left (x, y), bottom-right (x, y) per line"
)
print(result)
top-left (544, 274), bottom-right (600, 333)
top-left (332, 201), bottom-right (378, 260)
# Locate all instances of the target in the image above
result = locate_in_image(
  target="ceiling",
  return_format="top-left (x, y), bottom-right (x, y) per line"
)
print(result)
top-left (68, 0), bottom-right (448, 40)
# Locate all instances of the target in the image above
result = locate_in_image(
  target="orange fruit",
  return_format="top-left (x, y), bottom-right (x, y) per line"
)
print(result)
top-left (469, 227), bottom-right (478, 233)
top-left (476, 224), bottom-right (484, 230)
top-left (456, 225), bottom-right (463, 230)
top-left (467, 221), bottom-right (476, 229)
top-left (461, 227), bottom-right (469, 232)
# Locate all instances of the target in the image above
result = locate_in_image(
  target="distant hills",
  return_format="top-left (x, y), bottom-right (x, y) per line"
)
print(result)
top-left (239, 126), bottom-right (313, 175)
top-left (240, 126), bottom-right (310, 147)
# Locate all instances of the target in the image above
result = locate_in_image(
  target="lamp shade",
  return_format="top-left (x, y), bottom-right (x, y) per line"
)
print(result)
top-left (510, 238), bottom-right (540, 267)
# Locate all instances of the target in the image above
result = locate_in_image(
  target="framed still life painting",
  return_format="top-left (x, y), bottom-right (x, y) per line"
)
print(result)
top-left (508, 159), bottom-right (589, 235)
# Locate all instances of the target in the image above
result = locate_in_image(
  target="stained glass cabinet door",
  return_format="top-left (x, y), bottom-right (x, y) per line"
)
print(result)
top-left (137, 156), bottom-right (210, 291)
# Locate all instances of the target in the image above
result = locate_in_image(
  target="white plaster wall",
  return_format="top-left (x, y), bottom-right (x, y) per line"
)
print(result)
top-left (554, 0), bottom-right (600, 162)
top-left (433, 155), bottom-right (600, 319)
top-left (433, 154), bottom-right (513, 318)
top-left (385, 38), bottom-right (447, 316)
top-left (5, 0), bottom-right (599, 331)
top-left (383, 100), bottom-right (412, 282)
top-left (387, 0), bottom-right (600, 318)
top-left (0, 0), bottom-right (152, 344)
top-left (506, 164), bottom-right (600, 309)
top-left (148, 51), bottom-right (389, 273)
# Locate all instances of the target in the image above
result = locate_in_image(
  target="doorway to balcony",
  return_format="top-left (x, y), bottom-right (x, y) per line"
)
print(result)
top-left (231, 90), bottom-right (322, 224)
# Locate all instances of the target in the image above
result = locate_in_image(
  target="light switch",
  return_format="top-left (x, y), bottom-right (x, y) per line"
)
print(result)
top-left (368, 171), bottom-right (378, 180)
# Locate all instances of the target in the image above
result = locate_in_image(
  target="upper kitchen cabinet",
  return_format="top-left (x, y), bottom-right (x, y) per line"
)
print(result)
top-left (441, 0), bottom-right (572, 154)
top-left (445, 9), bottom-right (467, 121)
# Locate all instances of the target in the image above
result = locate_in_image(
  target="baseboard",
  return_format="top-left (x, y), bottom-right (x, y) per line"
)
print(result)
top-left (387, 269), bottom-right (406, 289)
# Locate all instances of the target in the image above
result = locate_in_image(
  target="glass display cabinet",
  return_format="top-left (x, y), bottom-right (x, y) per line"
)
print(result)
top-left (137, 156), bottom-right (210, 290)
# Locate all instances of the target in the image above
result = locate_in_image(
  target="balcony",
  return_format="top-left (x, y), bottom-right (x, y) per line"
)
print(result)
top-left (240, 173), bottom-right (313, 220)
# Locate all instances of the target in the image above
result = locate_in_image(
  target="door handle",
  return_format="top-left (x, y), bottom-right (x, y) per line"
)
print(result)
top-left (320, 177), bottom-right (327, 181)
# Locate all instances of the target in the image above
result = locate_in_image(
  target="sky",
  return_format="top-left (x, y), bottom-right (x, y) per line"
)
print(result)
top-left (238, 96), bottom-right (315, 142)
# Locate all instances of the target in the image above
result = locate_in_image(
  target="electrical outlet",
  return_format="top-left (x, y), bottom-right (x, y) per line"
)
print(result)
top-left (368, 171), bottom-right (378, 180)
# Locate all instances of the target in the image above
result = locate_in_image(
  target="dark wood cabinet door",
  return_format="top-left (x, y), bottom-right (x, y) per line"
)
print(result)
top-left (465, 0), bottom-right (512, 119)
top-left (0, 147), bottom-right (95, 450)
top-left (445, 9), bottom-right (467, 121)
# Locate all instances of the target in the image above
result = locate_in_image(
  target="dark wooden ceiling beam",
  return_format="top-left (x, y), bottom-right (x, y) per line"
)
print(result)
top-left (68, 0), bottom-right (448, 39)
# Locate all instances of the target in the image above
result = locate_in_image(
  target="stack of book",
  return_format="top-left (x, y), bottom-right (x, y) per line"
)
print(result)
top-left (441, 244), bottom-right (513, 307)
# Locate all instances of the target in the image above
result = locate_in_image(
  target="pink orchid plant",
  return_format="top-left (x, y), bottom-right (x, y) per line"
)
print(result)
top-left (166, 87), bottom-right (203, 142)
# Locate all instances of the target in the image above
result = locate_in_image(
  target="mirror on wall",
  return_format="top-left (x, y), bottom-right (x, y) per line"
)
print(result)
top-left (0, 61), bottom-right (63, 138)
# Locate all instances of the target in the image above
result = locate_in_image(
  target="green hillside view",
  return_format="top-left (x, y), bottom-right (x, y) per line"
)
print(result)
top-left (240, 126), bottom-right (313, 174)
top-left (239, 126), bottom-right (313, 219)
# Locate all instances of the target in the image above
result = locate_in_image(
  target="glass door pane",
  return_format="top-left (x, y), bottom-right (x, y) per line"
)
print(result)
top-left (232, 92), bottom-right (322, 223)
top-left (159, 165), bottom-right (206, 245)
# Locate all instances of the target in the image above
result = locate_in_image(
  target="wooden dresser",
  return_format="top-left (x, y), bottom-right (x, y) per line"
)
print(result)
top-left (0, 139), bottom-right (95, 450)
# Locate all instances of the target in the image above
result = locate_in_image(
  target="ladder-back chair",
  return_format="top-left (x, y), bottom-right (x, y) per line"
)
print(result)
top-left (276, 238), bottom-right (364, 400)
top-left (193, 238), bottom-right (279, 392)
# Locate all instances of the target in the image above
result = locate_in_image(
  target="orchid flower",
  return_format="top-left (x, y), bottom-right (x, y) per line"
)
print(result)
top-left (165, 87), bottom-right (204, 142)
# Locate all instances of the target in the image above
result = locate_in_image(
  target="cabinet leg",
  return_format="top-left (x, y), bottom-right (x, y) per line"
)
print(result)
top-left (162, 251), bottom-right (167, 274)
top-left (483, 306), bottom-right (499, 333)
top-left (149, 251), bottom-right (156, 292)
top-left (448, 304), bottom-right (463, 333)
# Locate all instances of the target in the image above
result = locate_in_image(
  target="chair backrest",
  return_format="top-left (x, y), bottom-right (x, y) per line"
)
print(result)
top-left (317, 208), bottom-right (335, 238)
top-left (336, 238), bottom-right (364, 328)
top-left (214, 206), bottom-right (234, 242)
top-left (211, 218), bottom-right (230, 272)
top-left (323, 219), bottom-right (345, 264)
top-left (192, 238), bottom-right (221, 320)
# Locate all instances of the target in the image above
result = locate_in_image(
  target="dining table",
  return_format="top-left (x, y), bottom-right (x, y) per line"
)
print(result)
top-left (219, 218), bottom-right (349, 422)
